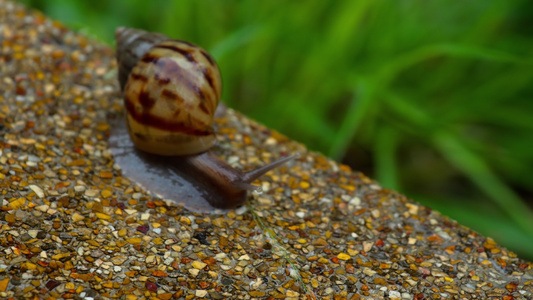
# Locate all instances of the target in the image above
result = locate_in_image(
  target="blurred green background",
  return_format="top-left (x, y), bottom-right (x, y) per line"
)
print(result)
top-left (18, 0), bottom-right (533, 261)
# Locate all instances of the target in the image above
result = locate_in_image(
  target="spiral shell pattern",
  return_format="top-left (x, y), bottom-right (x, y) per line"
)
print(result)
top-left (115, 27), bottom-right (222, 156)
top-left (115, 27), bottom-right (169, 91)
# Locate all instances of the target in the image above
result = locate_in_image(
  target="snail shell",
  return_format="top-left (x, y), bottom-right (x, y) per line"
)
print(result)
top-left (110, 27), bottom-right (297, 211)
top-left (116, 27), bottom-right (222, 156)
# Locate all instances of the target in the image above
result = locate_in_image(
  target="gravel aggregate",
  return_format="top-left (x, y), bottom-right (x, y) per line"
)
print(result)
top-left (1, 1), bottom-right (532, 299)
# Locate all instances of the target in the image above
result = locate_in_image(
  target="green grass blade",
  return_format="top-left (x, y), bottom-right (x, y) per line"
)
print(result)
top-left (432, 131), bottom-right (533, 234)
top-left (374, 125), bottom-right (400, 190)
top-left (328, 78), bottom-right (376, 160)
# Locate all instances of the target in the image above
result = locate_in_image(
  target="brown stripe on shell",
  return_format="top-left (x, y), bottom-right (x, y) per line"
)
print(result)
top-left (138, 89), bottom-right (156, 110)
top-left (172, 109), bottom-right (181, 118)
top-left (200, 49), bottom-right (216, 66)
top-left (135, 52), bottom-right (196, 93)
top-left (201, 67), bottom-right (216, 96)
top-left (130, 73), bottom-right (149, 82)
top-left (154, 44), bottom-right (196, 63)
top-left (135, 47), bottom-right (219, 107)
top-left (154, 44), bottom-right (197, 63)
top-left (157, 76), bottom-right (171, 85)
top-left (153, 68), bottom-right (171, 85)
top-left (161, 89), bottom-right (183, 103)
top-left (125, 96), bottom-right (213, 136)
top-left (196, 88), bottom-right (214, 115)
top-left (151, 55), bottom-right (216, 108)
top-left (199, 101), bottom-right (210, 115)
top-left (141, 53), bottom-right (162, 64)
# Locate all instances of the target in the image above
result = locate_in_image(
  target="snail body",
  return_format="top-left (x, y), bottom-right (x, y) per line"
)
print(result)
top-left (111, 27), bottom-right (297, 211)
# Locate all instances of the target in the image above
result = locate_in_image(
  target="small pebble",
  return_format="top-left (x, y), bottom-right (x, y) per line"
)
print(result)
top-left (72, 213), bottom-right (84, 222)
top-left (29, 185), bottom-right (44, 198)
top-left (192, 261), bottom-right (207, 270)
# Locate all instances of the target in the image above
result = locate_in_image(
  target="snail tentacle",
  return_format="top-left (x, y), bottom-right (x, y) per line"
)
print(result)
top-left (242, 153), bottom-right (300, 184)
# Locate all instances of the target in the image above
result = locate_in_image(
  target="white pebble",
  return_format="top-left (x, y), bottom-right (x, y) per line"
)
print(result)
top-left (238, 254), bottom-right (250, 261)
top-left (27, 229), bottom-right (38, 238)
top-left (29, 185), bottom-right (44, 198)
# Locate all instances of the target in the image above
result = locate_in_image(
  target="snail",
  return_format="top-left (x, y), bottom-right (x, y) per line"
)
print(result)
top-left (108, 27), bottom-right (298, 212)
